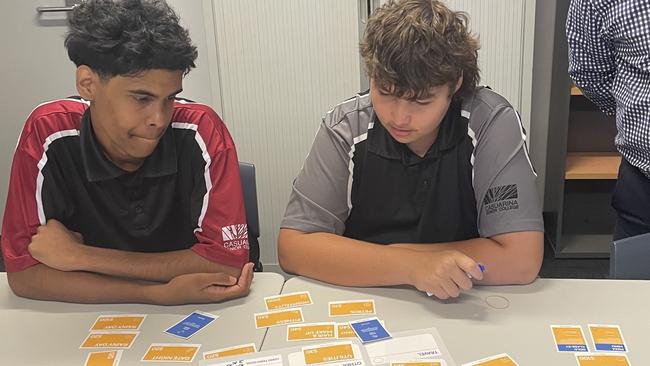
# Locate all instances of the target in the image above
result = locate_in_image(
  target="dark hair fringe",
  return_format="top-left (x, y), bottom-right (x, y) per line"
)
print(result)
top-left (65, 0), bottom-right (197, 78)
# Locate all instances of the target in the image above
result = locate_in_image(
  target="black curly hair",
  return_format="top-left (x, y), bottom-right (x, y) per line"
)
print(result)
top-left (65, 0), bottom-right (197, 78)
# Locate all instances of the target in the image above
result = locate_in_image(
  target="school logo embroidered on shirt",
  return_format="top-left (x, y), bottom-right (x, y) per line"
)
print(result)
top-left (484, 184), bottom-right (519, 215)
top-left (221, 224), bottom-right (249, 250)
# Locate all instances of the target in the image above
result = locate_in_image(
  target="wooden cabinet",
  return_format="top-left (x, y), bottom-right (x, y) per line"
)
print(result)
top-left (550, 86), bottom-right (619, 258)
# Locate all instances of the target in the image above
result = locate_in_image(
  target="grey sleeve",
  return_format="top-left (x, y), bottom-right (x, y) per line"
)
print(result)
top-left (280, 120), bottom-right (352, 235)
top-left (472, 106), bottom-right (544, 238)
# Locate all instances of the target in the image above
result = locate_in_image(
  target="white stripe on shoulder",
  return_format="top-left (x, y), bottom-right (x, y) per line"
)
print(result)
top-left (461, 110), bottom-right (471, 119)
top-left (171, 121), bottom-right (212, 232)
top-left (17, 99), bottom-right (89, 152)
top-left (36, 129), bottom-right (80, 224)
top-left (514, 111), bottom-right (537, 176)
top-left (467, 124), bottom-right (477, 185)
top-left (347, 132), bottom-right (369, 212)
top-left (325, 92), bottom-right (368, 114)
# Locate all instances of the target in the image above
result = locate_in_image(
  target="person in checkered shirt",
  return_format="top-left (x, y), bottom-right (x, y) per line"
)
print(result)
top-left (567, 0), bottom-right (650, 240)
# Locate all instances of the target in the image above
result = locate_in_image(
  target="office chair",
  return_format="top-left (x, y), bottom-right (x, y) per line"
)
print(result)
top-left (609, 232), bottom-right (650, 279)
top-left (239, 162), bottom-right (263, 272)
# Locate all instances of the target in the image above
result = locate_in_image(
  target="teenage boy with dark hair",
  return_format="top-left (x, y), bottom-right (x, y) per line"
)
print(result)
top-left (278, 0), bottom-right (544, 300)
top-left (1, 0), bottom-right (253, 304)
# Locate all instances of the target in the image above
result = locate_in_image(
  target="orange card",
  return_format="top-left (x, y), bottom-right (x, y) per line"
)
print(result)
top-left (462, 353), bottom-right (519, 366)
top-left (265, 291), bottom-right (313, 311)
top-left (302, 343), bottom-right (355, 365)
top-left (288, 323), bottom-right (337, 341)
top-left (254, 308), bottom-right (304, 328)
top-left (336, 323), bottom-right (357, 339)
top-left (141, 343), bottom-right (201, 363)
top-left (576, 353), bottom-right (630, 366)
top-left (84, 350), bottom-right (123, 366)
top-left (588, 324), bottom-right (627, 352)
top-left (328, 300), bottom-right (375, 317)
top-left (203, 343), bottom-right (257, 360)
top-left (551, 325), bottom-right (589, 352)
top-left (80, 331), bottom-right (139, 349)
top-left (90, 314), bottom-right (146, 331)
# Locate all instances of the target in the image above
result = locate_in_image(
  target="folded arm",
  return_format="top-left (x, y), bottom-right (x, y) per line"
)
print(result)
top-left (27, 219), bottom-right (242, 282)
top-left (7, 262), bottom-right (254, 305)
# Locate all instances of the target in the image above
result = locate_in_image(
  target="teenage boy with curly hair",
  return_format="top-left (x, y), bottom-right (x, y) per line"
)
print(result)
top-left (1, 0), bottom-right (253, 304)
top-left (278, 0), bottom-right (544, 299)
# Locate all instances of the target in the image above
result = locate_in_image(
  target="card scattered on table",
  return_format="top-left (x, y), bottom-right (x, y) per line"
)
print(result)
top-left (336, 323), bottom-right (357, 339)
top-left (90, 314), bottom-right (146, 331)
top-left (588, 324), bottom-right (627, 352)
top-left (265, 291), bottom-right (313, 311)
top-left (203, 343), bottom-right (257, 360)
top-left (575, 353), bottom-right (630, 366)
top-left (255, 308), bottom-right (304, 328)
top-left (302, 342), bottom-right (356, 365)
top-left (390, 362), bottom-right (445, 366)
top-left (461, 353), bottom-right (519, 366)
top-left (141, 343), bottom-right (201, 363)
top-left (328, 300), bottom-right (375, 317)
top-left (288, 322), bottom-right (337, 341)
top-left (165, 310), bottom-right (218, 339)
top-left (80, 331), bottom-right (139, 349)
top-left (550, 325), bottom-right (589, 352)
top-left (349, 317), bottom-right (391, 343)
top-left (84, 350), bottom-right (123, 366)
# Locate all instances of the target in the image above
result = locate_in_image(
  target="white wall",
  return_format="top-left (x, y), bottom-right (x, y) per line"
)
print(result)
top-left (444, 0), bottom-right (536, 133)
top-left (207, 0), bottom-right (362, 266)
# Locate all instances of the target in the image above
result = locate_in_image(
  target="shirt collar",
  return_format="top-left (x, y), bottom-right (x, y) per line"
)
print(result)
top-left (367, 98), bottom-right (466, 166)
top-left (80, 109), bottom-right (178, 182)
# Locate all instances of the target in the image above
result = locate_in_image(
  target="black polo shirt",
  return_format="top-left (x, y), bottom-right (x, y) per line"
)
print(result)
top-left (281, 88), bottom-right (543, 244)
top-left (1, 98), bottom-right (249, 272)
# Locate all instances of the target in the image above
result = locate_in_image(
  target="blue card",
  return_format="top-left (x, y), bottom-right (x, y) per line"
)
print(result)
top-left (349, 317), bottom-right (391, 343)
top-left (165, 310), bottom-right (218, 339)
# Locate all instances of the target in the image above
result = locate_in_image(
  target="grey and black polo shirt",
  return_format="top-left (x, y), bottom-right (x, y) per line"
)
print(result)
top-left (281, 87), bottom-right (543, 244)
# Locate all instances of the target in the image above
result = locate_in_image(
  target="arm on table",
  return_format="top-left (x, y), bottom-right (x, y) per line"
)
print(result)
top-left (391, 230), bottom-right (544, 285)
top-left (7, 262), bottom-right (254, 305)
top-left (278, 228), bottom-right (483, 300)
top-left (28, 219), bottom-right (244, 282)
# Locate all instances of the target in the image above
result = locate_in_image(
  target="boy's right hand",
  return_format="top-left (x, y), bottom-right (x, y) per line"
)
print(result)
top-left (151, 262), bottom-right (254, 305)
top-left (407, 250), bottom-right (483, 300)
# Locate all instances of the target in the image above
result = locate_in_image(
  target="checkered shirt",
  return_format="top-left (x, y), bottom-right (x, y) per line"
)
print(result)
top-left (567, 0), bottom-right (650, 178)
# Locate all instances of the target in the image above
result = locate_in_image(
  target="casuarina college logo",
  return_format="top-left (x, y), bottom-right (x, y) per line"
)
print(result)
top-left (221, 224), bottom-right (249, 250)
top-left (483, 184), bottom-right (519, 215)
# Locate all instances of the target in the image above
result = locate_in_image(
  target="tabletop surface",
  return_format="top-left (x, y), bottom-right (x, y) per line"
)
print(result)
top-left (262, 277), bottom-right (650, 365)
top-left (0, 272), bottom-right (285, 366)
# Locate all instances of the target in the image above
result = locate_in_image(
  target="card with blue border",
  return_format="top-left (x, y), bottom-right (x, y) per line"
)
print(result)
top-left (165, 310), bottom-right (218, 339)
top-left (350, 317), bottom-right (391, 343)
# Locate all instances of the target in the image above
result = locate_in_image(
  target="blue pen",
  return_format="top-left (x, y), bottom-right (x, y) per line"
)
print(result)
top-left (467, 263), bottom-right (486, 279)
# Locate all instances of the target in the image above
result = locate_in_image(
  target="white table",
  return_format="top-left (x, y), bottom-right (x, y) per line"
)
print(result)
top-left (263, 277), bottom-right (650, 365)
top-left (0, 272), bottom-right (285, 365)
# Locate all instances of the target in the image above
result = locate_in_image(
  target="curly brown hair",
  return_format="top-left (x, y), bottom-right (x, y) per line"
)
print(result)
top-left (360, 0), bottom-right (480, 100)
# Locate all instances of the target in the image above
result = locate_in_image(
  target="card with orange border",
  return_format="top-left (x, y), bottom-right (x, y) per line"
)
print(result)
top-left (203, 343), bottom-right (257, 360)
top-left (328, 300), bottom-right (375, 317)
top-left (265, 291), bottom-right (313, 311)
top-left (83, 350), bottom-right (123, 366)
top-left (254, 308), bottom-right (304, 328)
top-left (141, 343), bottom-right (201, 363)
top-left (79, 331), bottom-right (139, 349)
top-left (90, 314), bottom-right (146, 331)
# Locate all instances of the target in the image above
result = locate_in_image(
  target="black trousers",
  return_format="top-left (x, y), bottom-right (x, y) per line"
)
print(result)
top-left (612, 158), bottom-right (650, 240)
